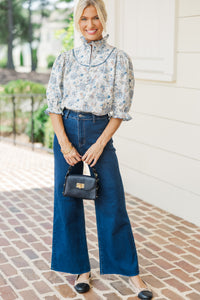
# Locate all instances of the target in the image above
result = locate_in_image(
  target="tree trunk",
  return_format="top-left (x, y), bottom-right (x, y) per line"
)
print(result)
top-left (28, 0), bottom-right (35, 71)
top-left (7, 0), bottom-right (15, 69)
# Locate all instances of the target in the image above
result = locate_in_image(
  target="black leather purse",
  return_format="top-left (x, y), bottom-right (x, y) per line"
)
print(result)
top-left (63, 166), bottom-right (99, 200)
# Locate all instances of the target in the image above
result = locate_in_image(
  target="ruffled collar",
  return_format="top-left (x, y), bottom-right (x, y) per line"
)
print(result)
top-left (80, 34), bottom-right (110, 48)
top-left (73, 33), bottom-right (116, 67)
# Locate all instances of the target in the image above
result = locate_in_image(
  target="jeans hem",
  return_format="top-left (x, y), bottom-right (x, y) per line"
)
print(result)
top-left (100, 270), bottom-right (140, 277)
top-left (51, 265), bottom-right (91, 275)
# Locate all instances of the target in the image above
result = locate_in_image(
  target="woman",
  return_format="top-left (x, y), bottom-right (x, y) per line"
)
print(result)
top-left (46, 0), bottom-right (153, 299)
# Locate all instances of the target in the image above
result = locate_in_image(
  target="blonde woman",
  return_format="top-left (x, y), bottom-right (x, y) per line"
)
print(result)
top-left (46, 0), bottom-right (153, 299)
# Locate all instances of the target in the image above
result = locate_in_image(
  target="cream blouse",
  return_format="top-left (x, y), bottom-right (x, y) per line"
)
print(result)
top-left (46, 34), bottom-right (135, 121)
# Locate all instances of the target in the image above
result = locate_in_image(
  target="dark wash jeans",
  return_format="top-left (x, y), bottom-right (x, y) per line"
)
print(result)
top-left (51, 108), bottom-right (139, 276)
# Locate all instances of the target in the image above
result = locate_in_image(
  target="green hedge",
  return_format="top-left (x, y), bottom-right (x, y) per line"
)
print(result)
top-left (1, 79), bottom-right (55, 149)
top-left (47, 55), bottom-right (56, 69)
top-left (44, 117), bottom-right (54, 149)
top-left (20, 51), bottom-right (24, 66)
top-left (0, 58), bottom-right (7, 68)
top-left (3, 79), bottom-right (46, 94)
top-left (25, 104), bottom-right (48, 143)
top-left (25, 104), bottom-right (54, 149)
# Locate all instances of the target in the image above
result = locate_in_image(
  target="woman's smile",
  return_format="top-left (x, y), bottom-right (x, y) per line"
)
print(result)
top-left (86, 29), bottom-right (98, 35)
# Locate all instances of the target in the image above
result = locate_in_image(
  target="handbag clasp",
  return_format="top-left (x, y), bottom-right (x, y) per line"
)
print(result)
top-left (76, 182), bottom-right (85, 189)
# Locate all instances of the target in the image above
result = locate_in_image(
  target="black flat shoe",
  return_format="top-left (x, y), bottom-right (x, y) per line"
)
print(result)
top-left (129, 278), bottom-right (153, 300)
top-left (74, 272), bottom-right (91, 294)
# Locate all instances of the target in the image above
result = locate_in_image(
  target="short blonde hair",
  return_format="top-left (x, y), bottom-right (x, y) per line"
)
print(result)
top-left (74, 0), bottom-right (107, 33)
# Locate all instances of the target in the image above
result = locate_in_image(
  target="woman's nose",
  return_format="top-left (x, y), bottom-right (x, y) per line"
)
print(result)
top-left (87, 19), bottom-right (95, 28)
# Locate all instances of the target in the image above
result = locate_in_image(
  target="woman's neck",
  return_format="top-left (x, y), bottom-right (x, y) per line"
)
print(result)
top-left (86, 35), bottom-right (103, 43)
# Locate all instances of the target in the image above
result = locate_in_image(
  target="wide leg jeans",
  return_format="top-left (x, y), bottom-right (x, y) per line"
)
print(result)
top-left (51, 109), bottom-right (140, 276)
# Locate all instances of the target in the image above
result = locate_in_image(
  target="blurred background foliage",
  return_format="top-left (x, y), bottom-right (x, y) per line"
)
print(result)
top-left (0, 0), bottom-right (74, 71)
top-left (25, 104), bottom-right (48, 144)
top-left (3, 79), bottom-right (46, 94)
top-left (55, 13), bottom-right (74, 52)
top-left (0, 0), bottom-right (74, 149)
top-left (0, 80), bottom-right (48, 146)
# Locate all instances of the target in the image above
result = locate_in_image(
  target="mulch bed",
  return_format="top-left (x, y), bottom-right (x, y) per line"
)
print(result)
top-left (0, 68), bottom-right (50, 85)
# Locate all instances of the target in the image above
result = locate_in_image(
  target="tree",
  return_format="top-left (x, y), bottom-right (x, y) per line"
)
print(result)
top-left (0, 0), bottom-right (74, 70)
top-left (7, 0), bottom-right (14, 69)
top-left (0, 0), bottom-right (29, 69)
top-left (54, 0), bottom-right (74, 51)
top-left (27, 0), bottom-right (35, 71)
top-left (55, 14), bottom-right (74, 51)
top-left (0, 0), bottom-right (50, 70)
top-left (25, 0), bottom-right (50, 71)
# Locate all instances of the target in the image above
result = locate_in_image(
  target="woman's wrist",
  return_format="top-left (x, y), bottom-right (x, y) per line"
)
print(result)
top-left (60, 143), bottom-right (73, 155)
top-left (96, 136), bottom-right (109, 148)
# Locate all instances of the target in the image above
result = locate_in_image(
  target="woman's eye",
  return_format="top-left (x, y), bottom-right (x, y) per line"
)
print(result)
top-left (80, 16), bottom-right (99, 21)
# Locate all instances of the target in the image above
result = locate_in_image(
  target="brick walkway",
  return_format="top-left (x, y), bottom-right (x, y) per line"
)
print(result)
top-left (0, 141), bottom-right (200, 300)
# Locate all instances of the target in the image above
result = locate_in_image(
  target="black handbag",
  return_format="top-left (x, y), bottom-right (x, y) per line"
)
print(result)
top-left (63, 165), bottom-right (99, 200)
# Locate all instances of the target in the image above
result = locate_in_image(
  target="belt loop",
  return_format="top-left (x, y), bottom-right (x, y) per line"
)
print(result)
top-left (92, 114), bottom-right (96, 123)
top-left (65, 109), bottom-right (70, 119)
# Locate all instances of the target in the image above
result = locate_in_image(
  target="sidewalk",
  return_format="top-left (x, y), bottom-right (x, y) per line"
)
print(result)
top-left (0, 141), bottom-right (200, 300)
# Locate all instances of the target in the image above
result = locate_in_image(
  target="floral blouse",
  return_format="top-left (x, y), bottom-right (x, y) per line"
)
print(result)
top-left (46, 34), bottom-right (135, 121)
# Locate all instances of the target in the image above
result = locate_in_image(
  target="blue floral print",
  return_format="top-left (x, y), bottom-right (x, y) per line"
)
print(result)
top-left (46, 34), bottom-right (135, 121)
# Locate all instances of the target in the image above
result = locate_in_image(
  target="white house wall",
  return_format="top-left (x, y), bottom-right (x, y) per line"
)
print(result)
top-left (103, 0), bottom-right (200, 226)
top-left (117, 0), bottom-right (176, 81)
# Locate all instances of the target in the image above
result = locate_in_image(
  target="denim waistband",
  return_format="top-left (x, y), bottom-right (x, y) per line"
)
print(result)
top-left (62, 108), bottom-right (109, 121)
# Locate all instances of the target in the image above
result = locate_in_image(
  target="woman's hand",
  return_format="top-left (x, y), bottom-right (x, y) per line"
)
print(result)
top-left (62, 146), bottom-right (82, 166)
top-left (82, 141), bottom-right (105, 167)
top-left (82, 118), bottom-right (122, 167)
top-left (49, 114), bottom-right (82, 166)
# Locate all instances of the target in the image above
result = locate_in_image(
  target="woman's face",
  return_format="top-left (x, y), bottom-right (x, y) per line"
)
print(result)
top-left (79, 5), bottom-right (103, 42)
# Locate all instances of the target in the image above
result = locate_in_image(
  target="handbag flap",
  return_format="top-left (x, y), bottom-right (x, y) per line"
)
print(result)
top-left (67, 174), bottom-right (96, 191)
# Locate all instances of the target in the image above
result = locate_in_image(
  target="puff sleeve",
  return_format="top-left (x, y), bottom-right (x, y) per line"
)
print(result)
top-left (111, 50), bottom-right (135, 121)
top-left (45, 52), bottom-right (66, 115)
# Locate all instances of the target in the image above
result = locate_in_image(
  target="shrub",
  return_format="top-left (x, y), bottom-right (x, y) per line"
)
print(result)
top-left (44, 117), bottom-right (54, 149)
top-left (55, 15), bottom-right (74, 51)
top-left (20, 50), bottom-right (24, 66)
top-left (32, 48), bottom-right (38, 70)
top-left (0, 58), bottom-right (7, 68)
top-left (0, 85), bottom-right (4, 93)
top-left (2, 79), bottom-right (52, 148)
top-left (25, 104), bottom-right (48, 143)
top-left (4, 79), bottom-right (46, 94)
top-left (47, 55), bottom-right (56, 69)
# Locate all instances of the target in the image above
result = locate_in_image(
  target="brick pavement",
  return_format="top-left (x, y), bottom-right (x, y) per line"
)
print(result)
top-left (0, 141), bottom-right (200, 300)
